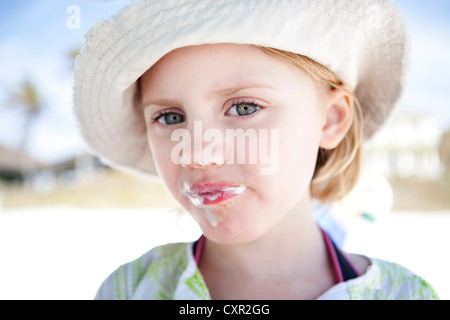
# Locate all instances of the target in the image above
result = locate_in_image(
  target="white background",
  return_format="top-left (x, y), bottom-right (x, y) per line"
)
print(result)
top-left (0, 206), bottom-right (448, 300)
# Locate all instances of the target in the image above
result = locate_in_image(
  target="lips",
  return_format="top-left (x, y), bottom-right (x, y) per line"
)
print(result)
top-left (182, 181), bottom-right (247, 206)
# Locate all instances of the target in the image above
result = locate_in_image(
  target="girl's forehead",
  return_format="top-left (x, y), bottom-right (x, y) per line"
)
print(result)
top-left (144, 44), bottom-right (269, 79)
top-left (141, 43), bottom-right (314, 95)
top-left (156, 43), bottom-right (262, 64)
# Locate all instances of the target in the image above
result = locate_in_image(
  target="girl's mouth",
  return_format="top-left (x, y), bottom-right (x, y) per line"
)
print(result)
top-left (182, 181), bottom-right (247, 206)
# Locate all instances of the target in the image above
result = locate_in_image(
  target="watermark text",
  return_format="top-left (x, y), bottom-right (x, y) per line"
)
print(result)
top-left (171, 121), bottom-right (279, 175)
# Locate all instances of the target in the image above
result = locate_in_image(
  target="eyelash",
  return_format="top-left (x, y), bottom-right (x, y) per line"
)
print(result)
top-left (151, 108), bottom-right (182, 124)
top-left (226, 99), bottom-right (263, 118)
top-left (150, 99), bottom-right (264, 124)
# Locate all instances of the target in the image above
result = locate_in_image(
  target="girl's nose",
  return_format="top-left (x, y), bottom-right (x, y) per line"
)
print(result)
top-left (180, 144), bottom-right (226, 169)
top-left (181, 160), bottom-right (221, 169)
top-left (178, 120), bottom-right (228, 169)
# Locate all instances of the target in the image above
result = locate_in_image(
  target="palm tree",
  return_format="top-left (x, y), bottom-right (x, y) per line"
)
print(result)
top-left (9, 78), bottom-right (44, 178)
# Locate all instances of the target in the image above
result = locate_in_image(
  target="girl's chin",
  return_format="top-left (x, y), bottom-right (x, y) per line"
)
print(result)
top-left (177, 191), bottom-right (273, 244)
top-left (203, 228), bottom-right (266, 246)
top-left (195, 212), bottom-right (268, 245)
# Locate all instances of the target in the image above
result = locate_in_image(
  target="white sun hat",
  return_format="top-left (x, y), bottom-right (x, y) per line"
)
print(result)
top-left (73, 0), bottom-right (408, 177)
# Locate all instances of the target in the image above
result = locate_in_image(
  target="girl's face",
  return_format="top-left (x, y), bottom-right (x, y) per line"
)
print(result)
top-left (141, 43), bottom-right (327, 244)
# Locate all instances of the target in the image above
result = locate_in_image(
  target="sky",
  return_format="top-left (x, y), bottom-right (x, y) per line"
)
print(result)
top-left (0, 0), bottom-right (449, 164)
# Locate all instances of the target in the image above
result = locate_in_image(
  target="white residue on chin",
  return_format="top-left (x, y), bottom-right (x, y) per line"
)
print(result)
top-left (180, 187), bottom-right (219, 227)
top-left (203, 210), bottom-right (220, 227)
top-left (223, 185), bottom-right (247, 196)
top-left (180, 183), bottom-right (248, 227)
top-left (187, 193), bottom-right (205, 207)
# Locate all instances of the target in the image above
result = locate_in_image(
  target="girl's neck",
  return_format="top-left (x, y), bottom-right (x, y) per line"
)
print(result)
top-left (198, 197), bottom-right (335, 299)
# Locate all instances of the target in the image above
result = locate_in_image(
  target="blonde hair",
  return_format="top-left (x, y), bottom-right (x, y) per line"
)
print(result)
top-left (259, 46), bottom-right (364, 203)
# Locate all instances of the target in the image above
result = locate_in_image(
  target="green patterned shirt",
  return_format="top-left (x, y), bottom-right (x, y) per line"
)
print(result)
top-left (95, 242), bottom-right (439, 300)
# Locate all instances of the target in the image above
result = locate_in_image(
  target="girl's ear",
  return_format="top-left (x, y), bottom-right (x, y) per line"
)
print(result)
top-left (319, 85), bottom-right (354, 150)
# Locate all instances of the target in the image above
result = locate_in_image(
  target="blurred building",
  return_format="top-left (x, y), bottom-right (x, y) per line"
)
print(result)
top-left (363, 111), bottom-right (444, 180)
top-left (0, 147), bottom-right (44, 182)
top-left (330, 111), bottom-right (445, 242)
top-left (0, 147), bottom-right (102, 191)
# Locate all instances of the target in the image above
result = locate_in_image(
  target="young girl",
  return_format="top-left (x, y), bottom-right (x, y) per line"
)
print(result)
top-left (74, 0), bottom-right (439, 299)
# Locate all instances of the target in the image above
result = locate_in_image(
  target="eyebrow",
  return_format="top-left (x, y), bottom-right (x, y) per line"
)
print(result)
top-left (143, 84), bottom-right (275, 109)
top-left (142, 98), bottom-right (181, 109)
top-left (209, 83), bottom-right (275, 98)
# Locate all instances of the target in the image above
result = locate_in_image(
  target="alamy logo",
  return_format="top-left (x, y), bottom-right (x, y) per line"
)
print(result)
top-left (171, 121), bottom-right (279, 175)
top-left (66, 5), bottom-right (81, 30)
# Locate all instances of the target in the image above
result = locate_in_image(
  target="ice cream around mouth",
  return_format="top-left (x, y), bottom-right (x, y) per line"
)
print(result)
top-left (182, 181), bottom-right (247, 207)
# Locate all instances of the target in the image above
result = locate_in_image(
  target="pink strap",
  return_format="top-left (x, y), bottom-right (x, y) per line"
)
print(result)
top-left (321, 229), bottom-right (344, 283)
top-left (194, 235), bottom-right (205, 265)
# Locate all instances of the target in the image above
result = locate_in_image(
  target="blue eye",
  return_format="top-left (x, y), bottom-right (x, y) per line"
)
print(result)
top-left (156, 112), bottom-right (185, 125)
top-left (227, 102), bottom-right (261, 116)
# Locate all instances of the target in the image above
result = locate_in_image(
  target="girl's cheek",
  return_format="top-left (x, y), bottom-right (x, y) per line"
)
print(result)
top-left (147, 134), bottom-right (174, 172)
top-left (152, 149), bottom-right (182, 199)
